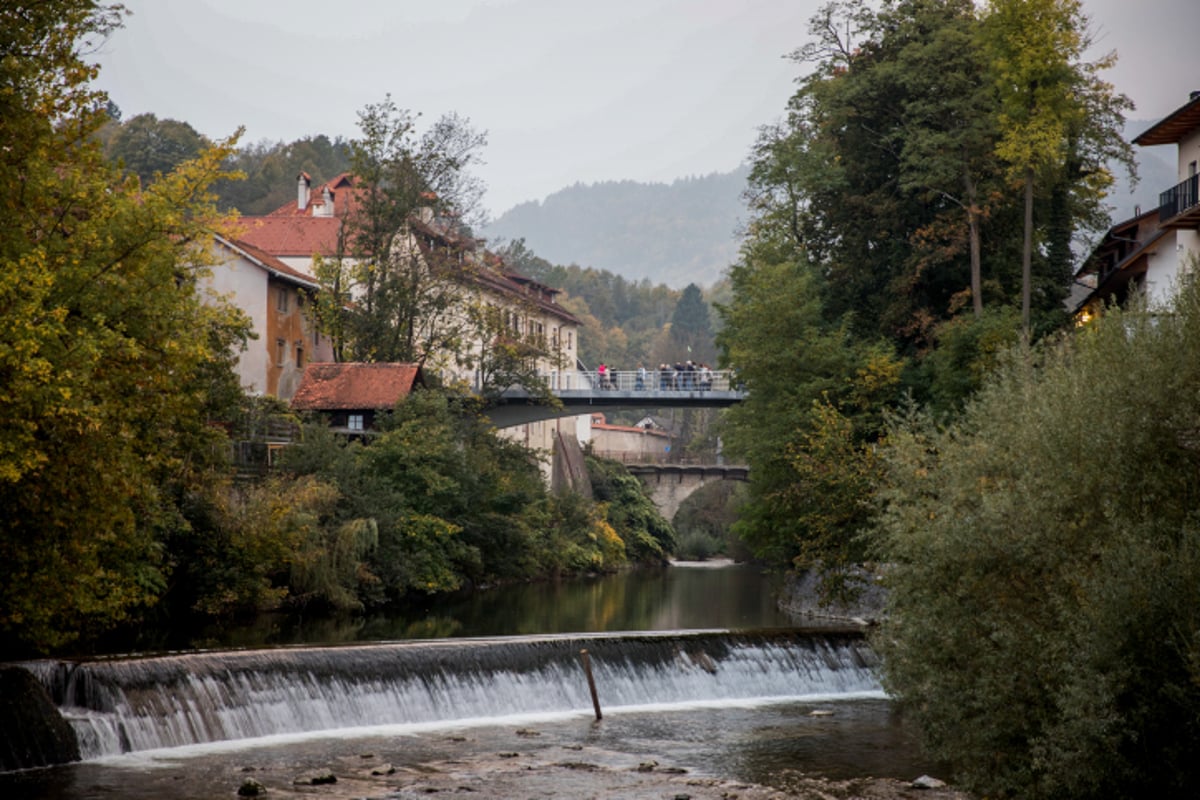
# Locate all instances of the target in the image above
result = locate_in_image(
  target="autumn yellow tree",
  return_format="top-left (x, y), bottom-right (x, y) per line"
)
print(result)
top-left (0, 2), bottom-right (249, 653)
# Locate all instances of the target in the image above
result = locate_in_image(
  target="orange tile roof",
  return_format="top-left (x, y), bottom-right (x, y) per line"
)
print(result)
top-left (270, 172), bottom-right (360, 218)
top-left (291, 362), bottom-right (424, 411)
top-left (234, 215), bottom-right (346, 258)
top-left (589, 413), bottom-right (670, 437)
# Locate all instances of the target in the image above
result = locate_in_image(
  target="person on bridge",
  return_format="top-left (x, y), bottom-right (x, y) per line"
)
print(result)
top-left (636, 363), bottom-right (647, 390)
top-left (597, 363), bottom-right (613, 390)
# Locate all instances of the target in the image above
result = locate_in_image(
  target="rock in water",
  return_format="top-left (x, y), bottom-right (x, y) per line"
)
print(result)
top-left (0, 666), bottom-right (81, 771)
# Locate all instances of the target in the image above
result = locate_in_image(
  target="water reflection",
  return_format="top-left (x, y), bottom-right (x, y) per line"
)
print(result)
top-left (181, 561), bottom-right (796, 651)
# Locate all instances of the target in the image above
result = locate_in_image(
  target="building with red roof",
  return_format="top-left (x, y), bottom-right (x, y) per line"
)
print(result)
top-left (232, 172), bottom-right (587, 465)
top-left (291, 362), bottom-right (424, 434)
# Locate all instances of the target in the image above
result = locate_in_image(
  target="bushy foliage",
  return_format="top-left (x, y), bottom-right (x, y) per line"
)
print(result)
top-left (276, 390), bottom-right (635, 607)
top-left (586, 456), bottom-right (677, 563)
top-left (717, 254), bottom-right (902, 571)
top-left (873, 285), bottom-right (1200, 798)
top-left (915, 306), bottom-right (1023, 417)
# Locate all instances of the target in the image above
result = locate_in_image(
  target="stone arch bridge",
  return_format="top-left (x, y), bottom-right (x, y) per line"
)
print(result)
top-left (625, 463), bottom-right (749, 520)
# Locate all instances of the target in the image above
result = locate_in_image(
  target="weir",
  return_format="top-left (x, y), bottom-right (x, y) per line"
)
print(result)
top-left (20, 630), bottom-right (880, 761)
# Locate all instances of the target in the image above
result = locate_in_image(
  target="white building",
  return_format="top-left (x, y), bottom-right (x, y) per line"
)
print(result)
top-left (204, 235), bottom-right (334, 400)
top-left (1074, 92), bottom-right (1200, 317)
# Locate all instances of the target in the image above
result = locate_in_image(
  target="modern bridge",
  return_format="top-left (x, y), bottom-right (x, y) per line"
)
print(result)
top-left (484, 368), bottom-right (746, 428)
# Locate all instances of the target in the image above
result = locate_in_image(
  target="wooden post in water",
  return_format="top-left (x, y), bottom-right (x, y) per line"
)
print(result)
top-left (579, 649), bottom-right (602, 721)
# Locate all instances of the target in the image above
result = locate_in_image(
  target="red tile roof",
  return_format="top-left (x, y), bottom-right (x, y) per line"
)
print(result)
top-left (270, 173), bottom-right (360, 218)
top-left (242, 173), bottom-right (580, 326)
top-left (291, 363), bottom-right (424, 411)
top-left (234, 215), bottom-right (346, 258)
top-left (589, 413), bottom-right (669, 437)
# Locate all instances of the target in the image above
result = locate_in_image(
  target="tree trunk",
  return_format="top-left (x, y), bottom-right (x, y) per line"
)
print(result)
top-left (1022, 166), bottom-right (1033, 337)
top-left (965, 171), bottom-right (983, 319)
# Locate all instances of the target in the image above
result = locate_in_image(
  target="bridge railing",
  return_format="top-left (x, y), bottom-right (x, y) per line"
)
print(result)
top-left (538, 368), bottom-right (741, 393)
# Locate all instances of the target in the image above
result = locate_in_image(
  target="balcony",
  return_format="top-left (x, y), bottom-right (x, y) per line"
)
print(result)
top-left (1157, 174), bottom-right (1200, 228)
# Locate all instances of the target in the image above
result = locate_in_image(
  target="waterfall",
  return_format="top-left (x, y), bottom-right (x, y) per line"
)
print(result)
top-left (26, 630), bottom-right (881, 760)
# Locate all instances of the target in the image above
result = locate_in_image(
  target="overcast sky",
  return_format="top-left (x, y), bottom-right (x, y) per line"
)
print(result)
top-left (92, 0), bottom-right (1200, 218)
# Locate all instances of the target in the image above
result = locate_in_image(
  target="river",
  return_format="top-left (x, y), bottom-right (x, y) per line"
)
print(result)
top-left (2, 561), bottom-right (942, 798)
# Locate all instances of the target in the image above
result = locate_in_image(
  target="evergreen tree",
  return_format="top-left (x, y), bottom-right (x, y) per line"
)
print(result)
top-left (668, 283), bottom-right (716, 364)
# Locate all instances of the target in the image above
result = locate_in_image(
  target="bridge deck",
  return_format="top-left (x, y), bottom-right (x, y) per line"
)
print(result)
top-left (485, 369), bottom-right (746, 427)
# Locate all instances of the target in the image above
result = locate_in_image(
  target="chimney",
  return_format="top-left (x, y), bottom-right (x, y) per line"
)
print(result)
top-left (297, 172), bottom-right (311, 211)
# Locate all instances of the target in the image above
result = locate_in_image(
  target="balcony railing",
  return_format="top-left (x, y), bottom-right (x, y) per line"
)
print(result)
top-left (1158, 174), bottom-right (1200, 223)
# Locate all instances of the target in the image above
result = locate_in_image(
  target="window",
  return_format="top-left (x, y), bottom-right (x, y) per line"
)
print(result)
top-left (276, 287), bottom-right (290, 312)
top-left (347, 414), bottom-right (364, 431)
top-left (295, 345), bottom-right (304, 368)
top-left (275, 338), bottom-right (286, 365)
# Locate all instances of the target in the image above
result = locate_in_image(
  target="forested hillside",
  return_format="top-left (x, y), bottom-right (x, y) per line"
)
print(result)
top-left (484, 168), bottom-right (749, 288)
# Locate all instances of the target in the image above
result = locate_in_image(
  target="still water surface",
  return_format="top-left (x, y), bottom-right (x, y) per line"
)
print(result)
top-left (181, 559), bottom-right (798, 650)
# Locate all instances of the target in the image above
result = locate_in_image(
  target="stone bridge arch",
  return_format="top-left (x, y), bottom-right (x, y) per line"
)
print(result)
top-left (626, 464), bottom-right (749, 520)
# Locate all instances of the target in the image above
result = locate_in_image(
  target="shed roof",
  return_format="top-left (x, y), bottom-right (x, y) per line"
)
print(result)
top-left (291, 362), bottom-right (424, 411)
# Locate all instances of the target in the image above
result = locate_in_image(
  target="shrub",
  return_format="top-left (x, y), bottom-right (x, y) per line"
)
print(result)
top-left (873, 286), bottom-right (1200, 798)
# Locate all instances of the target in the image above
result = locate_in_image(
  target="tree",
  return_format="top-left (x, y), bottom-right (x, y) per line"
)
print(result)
top-left (314, 97), bottom-right (488, 367)
top-left (0, 1), bottom-right (250, 653)
top-left (586, 456), bottom-right (676, 563)
top-left (717, 245), bottom-right (901, 572)
top-left (214, 134), bottom-right (353, 215)
top-left (873, 285), bottom-right (1200, 798)
top-left (667, 283), bottom-right (716, 364)
top-left (103, 112), bottom-right (209, 186)
top-left (890, 0), bottom-right (1000, 319)
top-left (981, 0), bottom-right (1133, 334)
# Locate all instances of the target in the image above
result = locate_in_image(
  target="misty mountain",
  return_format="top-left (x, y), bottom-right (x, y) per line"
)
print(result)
top-left (484, 119), bottom-right (1173, 290)
top-left (484, 166), bottom-right (750, 289)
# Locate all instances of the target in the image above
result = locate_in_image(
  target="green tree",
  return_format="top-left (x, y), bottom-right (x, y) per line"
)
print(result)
top-left (314, 97), bottom-right (488, 367)
top-left (667, 283), bottom-right (716, 364)
top-left (282, 389), bottom-right (606, 601)
top-left (890, 0), bottom-right (1000, 318)
top-left (214, 134), bottom-right (352, 215)
top-left (586, 456), bottom-right (676, 563)
top-left (0, 1), bottom-right (250, 653)
top-left (103, 112), bottom-right (209, 186)
top-left (874, 285), bottom-right (1200, 798)
top-left (981, 0), bottom-right (1133, 334)
top-left (717, 248), bottom-right (902, 572)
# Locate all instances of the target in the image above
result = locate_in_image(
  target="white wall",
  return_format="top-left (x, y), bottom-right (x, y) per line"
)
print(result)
top-left (205, 249), bottom-right (270, 394)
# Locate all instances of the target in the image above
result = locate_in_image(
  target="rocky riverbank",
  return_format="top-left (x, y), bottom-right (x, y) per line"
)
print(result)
top-left (778, 567), bottom-right (889, 626)
top-left (227, 732), bottom-right (970, 800)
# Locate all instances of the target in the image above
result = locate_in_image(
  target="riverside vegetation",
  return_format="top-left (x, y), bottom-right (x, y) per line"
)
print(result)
top-left (4, 1), bottom-right (1199, 798)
